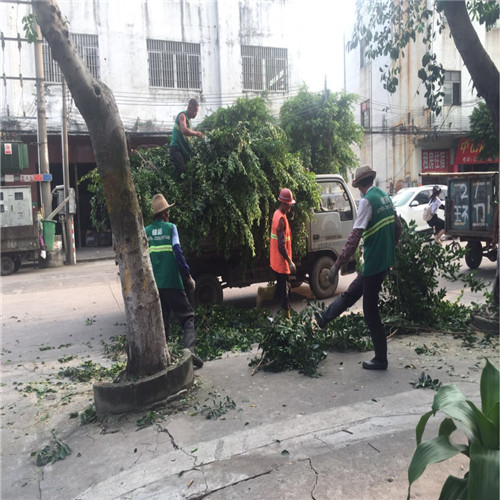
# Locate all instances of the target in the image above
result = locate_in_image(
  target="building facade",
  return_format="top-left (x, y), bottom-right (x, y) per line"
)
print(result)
top-left (1, 0), bottom-right (306, 245)
top-left (345, 4), bottom-right (499, 194)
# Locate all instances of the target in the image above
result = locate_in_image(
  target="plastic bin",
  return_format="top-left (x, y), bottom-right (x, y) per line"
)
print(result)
top-left (42, 220), bottom-right (56, 251)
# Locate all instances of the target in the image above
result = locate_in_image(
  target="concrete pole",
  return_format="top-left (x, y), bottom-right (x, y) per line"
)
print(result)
top-left (62, 79), bottom-right (76, 264)
top-left (34, 22), bottom-right (52, 217)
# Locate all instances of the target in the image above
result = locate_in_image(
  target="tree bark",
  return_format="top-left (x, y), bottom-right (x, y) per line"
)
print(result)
top-left (439, 1), bottom-right (499, 134)
top-left (32, 0), bottom-right (170, 378)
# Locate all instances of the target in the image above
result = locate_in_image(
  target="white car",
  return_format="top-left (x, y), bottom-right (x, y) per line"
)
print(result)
top-left (392, 185), bottom-right (447, 233)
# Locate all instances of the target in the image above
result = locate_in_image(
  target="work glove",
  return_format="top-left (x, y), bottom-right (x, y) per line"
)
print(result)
top-left (288, 260), bottom-right (297, 275)
top-left (183, 274), bottom-right (196, 292)
top-left (328, 264), bottom-right (339, 285)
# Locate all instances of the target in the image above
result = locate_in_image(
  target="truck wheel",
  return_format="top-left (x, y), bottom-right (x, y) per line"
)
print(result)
top-left (1, 256), bottom-right (15, 276)
top-left (310, 256), bottom-right (337, 299)
top-left (194, 274), bottom-right (223, 306)
top-left (13, 256), bottom-right (21, 272)
top-left (465, 242), bottom-right (482, 269)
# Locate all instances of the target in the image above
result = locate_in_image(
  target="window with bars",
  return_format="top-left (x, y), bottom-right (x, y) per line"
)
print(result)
top-left (443, 70), bottom-right (461, 106)
top-left (43, 34), bottom-right (100, 83)
top-left (147, 40), bottom-right (201, 90)
top-left (241, 45), bottom-right (288, 92)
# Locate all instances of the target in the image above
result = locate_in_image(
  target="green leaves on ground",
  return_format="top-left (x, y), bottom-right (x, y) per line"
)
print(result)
top-left (191, 392), bottom-right (236, 420)
top-left (410, 372), bottom-right (442, 391)
top-left (31, 430), bottom-right (71, 466)
top-left (58, 360), bottom-right (126, 383)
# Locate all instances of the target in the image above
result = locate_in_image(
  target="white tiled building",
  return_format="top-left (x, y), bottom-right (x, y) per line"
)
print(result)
top-left (345, 4), bottom-right (499, 194)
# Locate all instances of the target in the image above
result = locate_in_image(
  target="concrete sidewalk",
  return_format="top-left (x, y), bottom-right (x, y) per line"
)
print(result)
top-left (1, 258), bottom-right (497, 500)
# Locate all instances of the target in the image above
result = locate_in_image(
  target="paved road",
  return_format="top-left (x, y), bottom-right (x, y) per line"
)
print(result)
top-left (1, 257), bottom-right (497, 499)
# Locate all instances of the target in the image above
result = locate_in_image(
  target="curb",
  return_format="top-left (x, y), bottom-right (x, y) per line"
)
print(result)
top-left (93, 349), bottom-right (194, 415)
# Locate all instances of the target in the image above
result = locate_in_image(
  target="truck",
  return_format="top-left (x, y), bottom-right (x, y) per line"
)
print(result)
top-left (187, 174), bottom-right (358, 305)
top-left (445, 171), bottom-right (498, 269)
top-left (1, 185), bottom-right (40, 276)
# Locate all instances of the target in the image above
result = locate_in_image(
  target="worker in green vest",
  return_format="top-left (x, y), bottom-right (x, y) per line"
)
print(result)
top-left (169, 99), bottom-right (203, 179)
top-left (145, 194), bottom-right (203, 368)
top-left (315, 166), bottom-right (402, 370)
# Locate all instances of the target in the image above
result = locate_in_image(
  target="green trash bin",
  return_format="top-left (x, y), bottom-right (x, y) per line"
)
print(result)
top-left (42, 220), bottom-right (56, 251)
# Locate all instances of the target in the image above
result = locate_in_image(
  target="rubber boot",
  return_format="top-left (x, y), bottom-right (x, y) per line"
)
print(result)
top-left (256, 284), bottom-right (276, 308)
top-left (315, 295), bottom-right (347, 329)
top-left (281, 308), bottom-right (291, 320)
top-left (362, 326), bottom-right (388, 370)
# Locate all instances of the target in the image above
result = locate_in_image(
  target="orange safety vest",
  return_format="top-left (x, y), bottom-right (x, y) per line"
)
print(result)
top-left (270, 209), bottom-right (292, 274)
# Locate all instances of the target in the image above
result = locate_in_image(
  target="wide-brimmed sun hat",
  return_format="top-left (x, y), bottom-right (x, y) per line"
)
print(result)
top-left (352, 165), bottom-right (376, 188)
top-left (152, 194), bottom-right (175, 215)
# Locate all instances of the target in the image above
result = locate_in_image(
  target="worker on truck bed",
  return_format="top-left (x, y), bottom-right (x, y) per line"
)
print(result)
top-left (169, 98), bottom-right (203, 179)
top-left (145, 194), bottom-right (203, 369)
top-left (270, 188), bottom-right (297, 319)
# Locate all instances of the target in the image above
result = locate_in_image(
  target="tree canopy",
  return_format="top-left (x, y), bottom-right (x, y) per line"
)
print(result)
top-left (279, 87), bottom-right (363, 177)
top-left (348, 0), bottom-right (499, 132)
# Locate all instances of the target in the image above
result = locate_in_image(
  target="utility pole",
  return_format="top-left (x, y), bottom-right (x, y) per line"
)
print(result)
top-left (62, 79), bottom-right (76, 264)
top-left (33, 21), bottom-right (51, 217)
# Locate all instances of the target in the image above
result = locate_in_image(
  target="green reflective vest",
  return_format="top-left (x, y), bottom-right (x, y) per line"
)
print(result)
top-left (362, 187), bottom-right (396, 276)
top-left (145, 220), bottom-right (184, 289)
top-left (170, 111), bottom-right (192, 160)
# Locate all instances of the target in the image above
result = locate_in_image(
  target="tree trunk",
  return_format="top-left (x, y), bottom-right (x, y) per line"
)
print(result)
top-left (32, 0), bottom-right (170, 378)
top-left (439, 1), bottom-right (500, 134)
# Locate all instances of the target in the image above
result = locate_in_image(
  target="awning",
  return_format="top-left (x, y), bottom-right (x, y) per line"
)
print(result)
top-left (455, 137), bottom-right (498, 165)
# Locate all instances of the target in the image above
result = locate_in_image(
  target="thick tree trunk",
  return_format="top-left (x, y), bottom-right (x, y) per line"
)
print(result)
top-left (32, 0), bottom-right (169, 378)
top-left (439, 1), bottom-right (500, 134)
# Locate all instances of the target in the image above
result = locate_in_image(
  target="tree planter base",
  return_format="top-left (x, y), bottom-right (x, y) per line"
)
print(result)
top-left (93, 349), bottom-right (194, 415)
top-left (472, 314), bottom-right (499, 334)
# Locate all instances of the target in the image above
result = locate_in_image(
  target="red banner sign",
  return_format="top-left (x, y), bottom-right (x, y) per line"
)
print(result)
top-left (455, 138), bottom-right (498, 165)
top-left (422, 150), bottom-right (450, 172)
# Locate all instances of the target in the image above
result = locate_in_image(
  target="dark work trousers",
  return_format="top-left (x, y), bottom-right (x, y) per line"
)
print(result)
top-left (158, 288), bottom-right (196, 351)
top-left (324, 269), bottom-right (388, 360)
top-left (169, 146), bottom-right (187, 180)
top-left (274, 271), bottom-right (291, 311)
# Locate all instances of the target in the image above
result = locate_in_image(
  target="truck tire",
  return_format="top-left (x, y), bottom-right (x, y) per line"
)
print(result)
top-left (465, 241), bottom-right (482, 269)
top-left (194, 274), bottom-right (223, 306)
top-left (13, 256), bottom-right (21, 272)
top-left (310, 256), bottom-right (338, 299)
top-left (1, 256), bottom-right (15, 276)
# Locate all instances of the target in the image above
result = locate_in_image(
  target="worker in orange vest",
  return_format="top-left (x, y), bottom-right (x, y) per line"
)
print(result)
top-left (270, 188), bottom-right (296, 319)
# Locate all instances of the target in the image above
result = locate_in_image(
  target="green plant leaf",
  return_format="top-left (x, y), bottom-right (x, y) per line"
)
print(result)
top-left (437, 474), bottom-right (468, 500)
top-left (480, 358), bottom-right (500, 418)
top-left (432, 385), bottom-right (480, 442)
top-left (415, 410), bottom-right (433, 445)
top-left (407, 435), bottom-right (467, 499)
top-left (438, 417), bottom-right (457, 438)
top-left (467, 441), bottom-right (500, 500)
top-left (467, 401), bottom-right (498, 450)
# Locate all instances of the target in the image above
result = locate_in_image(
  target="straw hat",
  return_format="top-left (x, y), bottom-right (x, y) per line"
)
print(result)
top-left (352, 165), bottom-right (376, 188)
top-left (152, 194), bottom-right (174, 215)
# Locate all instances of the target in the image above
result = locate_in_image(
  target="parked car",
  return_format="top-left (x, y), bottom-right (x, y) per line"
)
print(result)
top-left (392, 185), bottom-right (447, 233)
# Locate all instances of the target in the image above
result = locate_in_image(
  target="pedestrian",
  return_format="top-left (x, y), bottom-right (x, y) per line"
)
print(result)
top-left (145, 194), bottom-right (203, 368)
top-left (269, 188), bottom-right (297, 319)
top-left (315, 165), bottom-right (402, 370)
top-left (427, 185), bottom-right (446, 244)
top-left (169, 98), bottom-right (203, 179)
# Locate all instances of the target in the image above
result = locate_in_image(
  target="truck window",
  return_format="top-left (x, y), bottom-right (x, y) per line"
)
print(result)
top-left (317, 181), bottom-right (353, 220)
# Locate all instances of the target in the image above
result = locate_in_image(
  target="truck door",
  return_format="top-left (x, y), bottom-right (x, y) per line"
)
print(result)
top-left (310, 179), bottom-right (355, 255)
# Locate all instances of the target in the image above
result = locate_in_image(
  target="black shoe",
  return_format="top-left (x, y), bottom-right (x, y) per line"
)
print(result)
top-left (362, 358), bottom-right (388, 370)
top-left (191, 353), bottom-right (204, 368)
top-left (314, 311), bottom-right (326, 329)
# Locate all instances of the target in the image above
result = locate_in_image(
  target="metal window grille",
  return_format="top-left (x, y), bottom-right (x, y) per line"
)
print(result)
top-left (241, 45), bottom-right (288, 92)
top-left (43, 33), bottom-right (100, 83)
top-left (443, 70), bottom-right (461, 106)
top-left (147, 40), bottom-right (201, 89)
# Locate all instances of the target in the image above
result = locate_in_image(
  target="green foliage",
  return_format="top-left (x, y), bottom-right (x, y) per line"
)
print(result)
top-left (169, 305), bottom-right (269, 361)
top-left (407, 358), bottom-right (500, 500)
top-left (410, 372), bottom-right (443, 391)
top-left (58, 360), bottom-right (126, 382)
top-left (319, 311), bottom-right (372, 352)
top-left (83, 97), bottom-right (321, 263)
top-left (136, 411), bottom-right (157, 428)
top-left (469, 102), bottom-right (499, 161)
top-left (191, 392), bottom-right (237, 420)
top-left (380, 223), bottom-right (487, 332)
top-left (279, 87), bottom-right (363, 176)
top-left (32, 430), bottom-right (71, 467)
top-left (79, 406), bottom-right (97, 425)
top-left (22, 14), bottom-right (38, 44)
